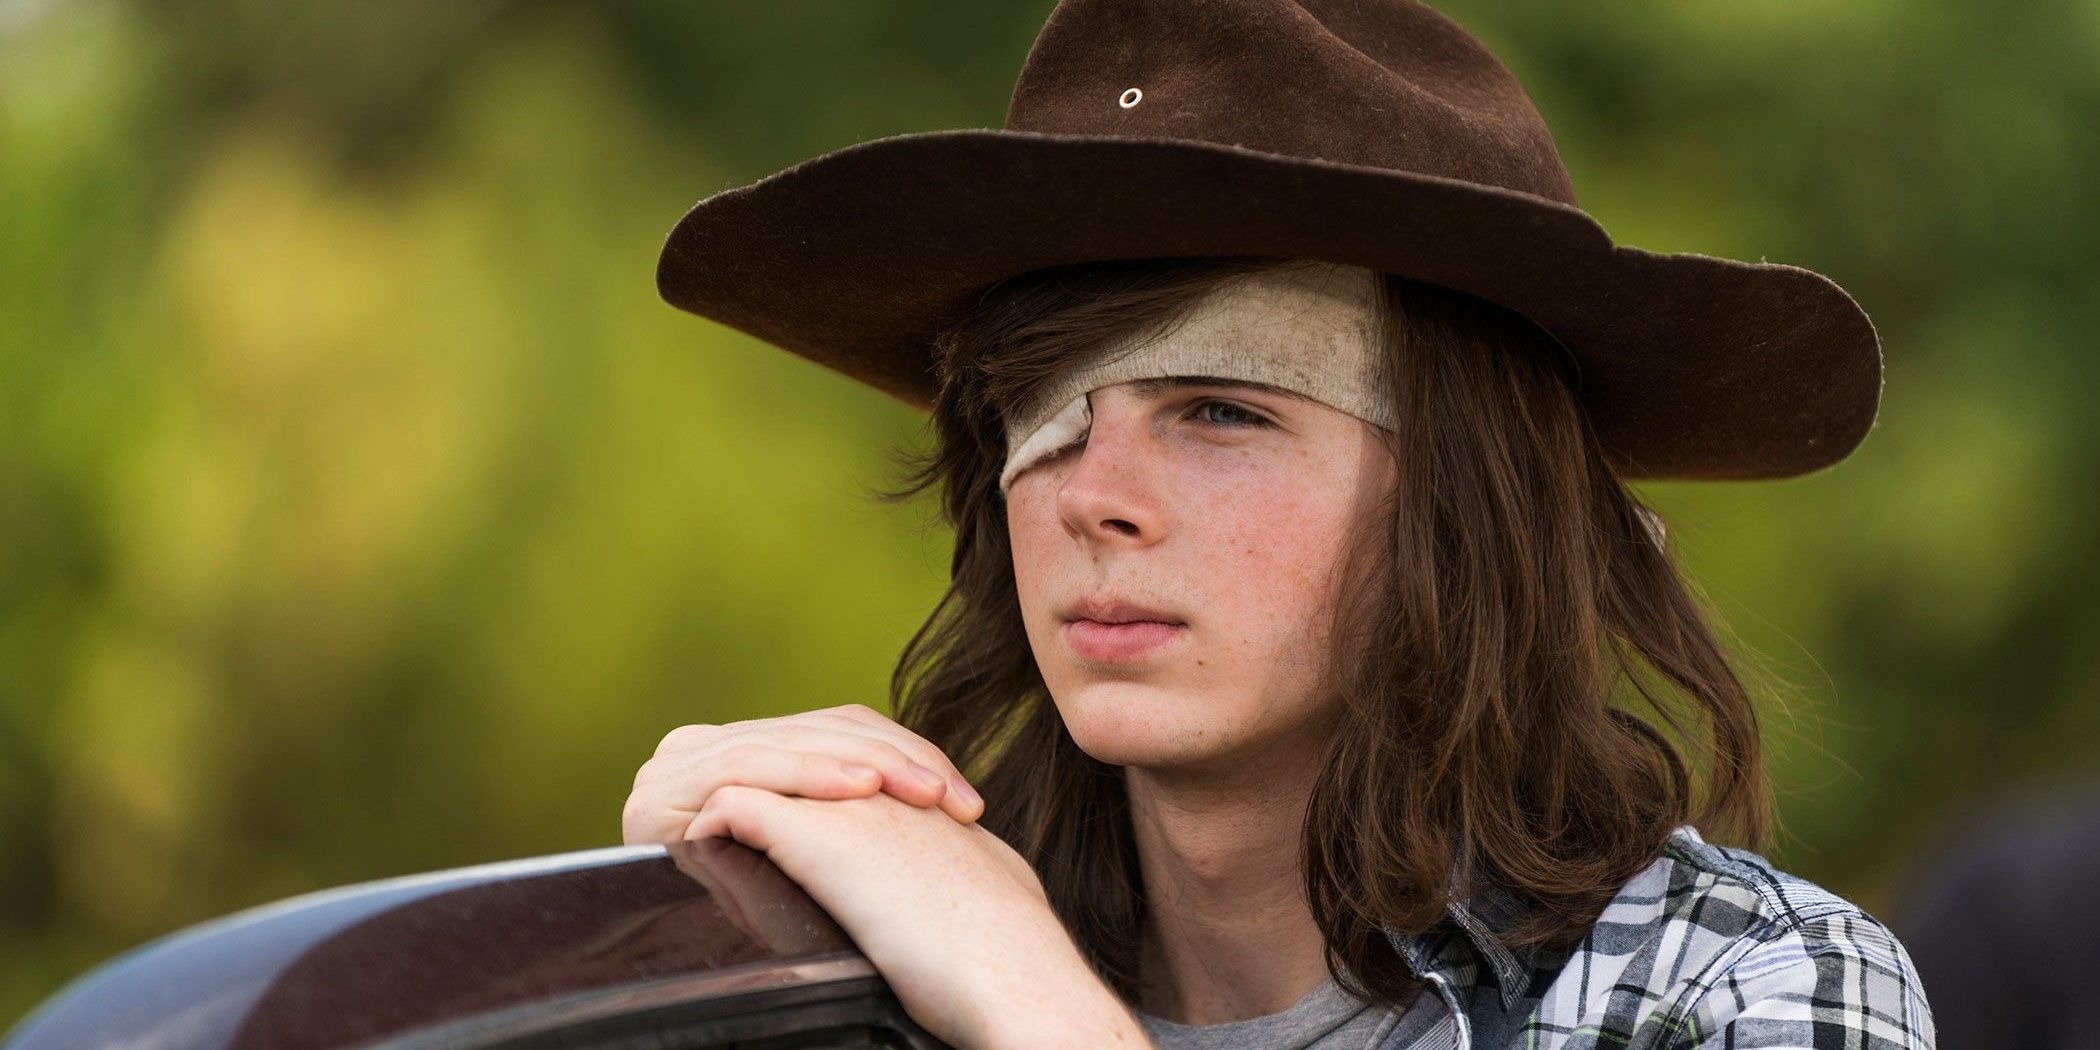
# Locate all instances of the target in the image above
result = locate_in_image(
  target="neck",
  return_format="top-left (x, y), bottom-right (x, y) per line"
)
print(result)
top-left (1126, 727), bottom-right (1335, 1025)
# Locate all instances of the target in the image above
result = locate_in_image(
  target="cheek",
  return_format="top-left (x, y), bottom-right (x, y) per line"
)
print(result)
top-left (1200, 467), bottom-right (1358, 619)
top-left (1004, 489), bottom-right (1065, 625)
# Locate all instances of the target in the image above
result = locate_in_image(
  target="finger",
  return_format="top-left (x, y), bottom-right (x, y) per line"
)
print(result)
top-left (690, 723), bottom-right (974, 823)
top-left (636, 725), bottom-right (952, 826)
top-left (654, 706), bottom-right (968, 808)
top-left (780, 723), bottom-right (982, 825)
top-left (624, 743), bottom-right (884, 845)
top-left (683, 784), bottom-right (793, 850)
top-left (810, 705), bottom-right (986, 822)
top-left (644, 712), bottom-right (982, 824)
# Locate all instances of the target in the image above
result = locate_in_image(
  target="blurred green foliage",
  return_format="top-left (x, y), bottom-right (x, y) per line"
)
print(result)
top-left (2, 0), bottom-right (2096, 1021)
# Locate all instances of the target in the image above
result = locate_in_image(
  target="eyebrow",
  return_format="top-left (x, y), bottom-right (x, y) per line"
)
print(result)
top-left (1125, 375), bottom-right (1318, 404)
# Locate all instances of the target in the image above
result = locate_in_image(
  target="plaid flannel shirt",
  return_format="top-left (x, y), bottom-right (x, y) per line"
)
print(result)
top-left (1377, 823), bottom-right (1936, 1049)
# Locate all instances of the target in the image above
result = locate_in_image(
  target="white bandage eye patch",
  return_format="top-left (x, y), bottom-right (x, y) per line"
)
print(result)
top-left (991, 259), bottom-right (1669, 546)
top-left (997, 260), bottom-right (1395, 494)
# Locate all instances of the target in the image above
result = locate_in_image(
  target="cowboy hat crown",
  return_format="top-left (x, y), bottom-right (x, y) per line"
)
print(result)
top-left (1008, 0), bottom-right (1579, 206)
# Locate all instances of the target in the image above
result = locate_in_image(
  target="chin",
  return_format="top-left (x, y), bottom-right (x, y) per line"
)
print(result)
top-left (1048, 677), bottom-right (1243, 768)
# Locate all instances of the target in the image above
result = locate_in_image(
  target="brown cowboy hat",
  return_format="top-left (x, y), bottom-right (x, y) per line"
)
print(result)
top-left (655, 0), bottom-right (1881, 481)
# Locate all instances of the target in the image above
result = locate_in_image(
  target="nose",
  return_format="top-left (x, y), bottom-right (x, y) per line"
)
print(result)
top-left (1055, 389), bottom-right (1169, 548)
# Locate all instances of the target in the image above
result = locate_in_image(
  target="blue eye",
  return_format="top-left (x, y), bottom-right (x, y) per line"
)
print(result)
top-left (1190, 398), bottom-right (1273, 429)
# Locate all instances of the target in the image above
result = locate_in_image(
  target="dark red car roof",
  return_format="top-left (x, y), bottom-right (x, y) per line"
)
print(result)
top-left (4, 839), bottom-right (935, 1048)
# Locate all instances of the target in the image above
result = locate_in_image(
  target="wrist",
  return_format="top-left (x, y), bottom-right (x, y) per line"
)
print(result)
top-left (981, 984), bottom-right (1147, 1050)
top-left (967, 944), bottom-right (1150, 1049)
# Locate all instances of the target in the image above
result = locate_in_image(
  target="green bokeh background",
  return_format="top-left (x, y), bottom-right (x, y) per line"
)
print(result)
top-left (3, 0), bottom-right (2096, 1021)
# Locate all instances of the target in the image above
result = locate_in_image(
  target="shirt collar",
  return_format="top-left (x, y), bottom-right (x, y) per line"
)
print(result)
top-left (1381, 864), bottom-right (1544, 1013)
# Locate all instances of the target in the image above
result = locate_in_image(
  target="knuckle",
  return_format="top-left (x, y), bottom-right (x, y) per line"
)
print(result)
top-left (865, 739), bottom-right (915, 768)
top-left (655, 723), bottom-right (720, 756)
top-left (904, 742), bottom-right (956, 775)
top-left (877, 732), bottom-right (951, 775)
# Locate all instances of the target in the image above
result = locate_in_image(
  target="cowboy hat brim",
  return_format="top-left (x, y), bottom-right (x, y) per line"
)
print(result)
top-left (656, 127), bottom-right (1880, 481)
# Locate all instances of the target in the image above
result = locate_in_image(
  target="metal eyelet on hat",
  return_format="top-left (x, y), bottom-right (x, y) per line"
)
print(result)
top-left (1118, 87), bottom-right (1142, 108)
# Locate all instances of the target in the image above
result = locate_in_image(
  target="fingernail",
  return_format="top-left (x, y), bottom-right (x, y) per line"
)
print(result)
top-left (841, 763), bottom-right (879, 780)
top-left (954, 779), bottom-right (982, 807)
top-left (909, 763), bottom-right (946, 789)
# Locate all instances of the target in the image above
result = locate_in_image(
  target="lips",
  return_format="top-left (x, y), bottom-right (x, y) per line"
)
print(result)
top-left (1062, 618), bottom-right (1186, 662)
top-left (1059, 596), bottom-right (1187, 626)
top-left (1058, 596), bottom-right (1188, 662)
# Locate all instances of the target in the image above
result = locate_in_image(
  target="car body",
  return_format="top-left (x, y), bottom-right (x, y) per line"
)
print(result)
top-left (3, 838), bottom-right (947, 1049)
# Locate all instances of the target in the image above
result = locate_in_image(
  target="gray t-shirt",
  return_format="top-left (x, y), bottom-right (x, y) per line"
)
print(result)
top-left (1136, 976), bottom-right (1453, 1050)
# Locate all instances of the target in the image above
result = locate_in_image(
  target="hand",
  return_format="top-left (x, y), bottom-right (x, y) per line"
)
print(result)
top-left (687, 785), bottom-right (1150, 1049)
top-left (623, 703), bottom-right (986, 845)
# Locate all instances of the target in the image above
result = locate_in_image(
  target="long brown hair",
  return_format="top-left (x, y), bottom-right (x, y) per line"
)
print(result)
top-left (871, 255), bottom-right (1776, 1009)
